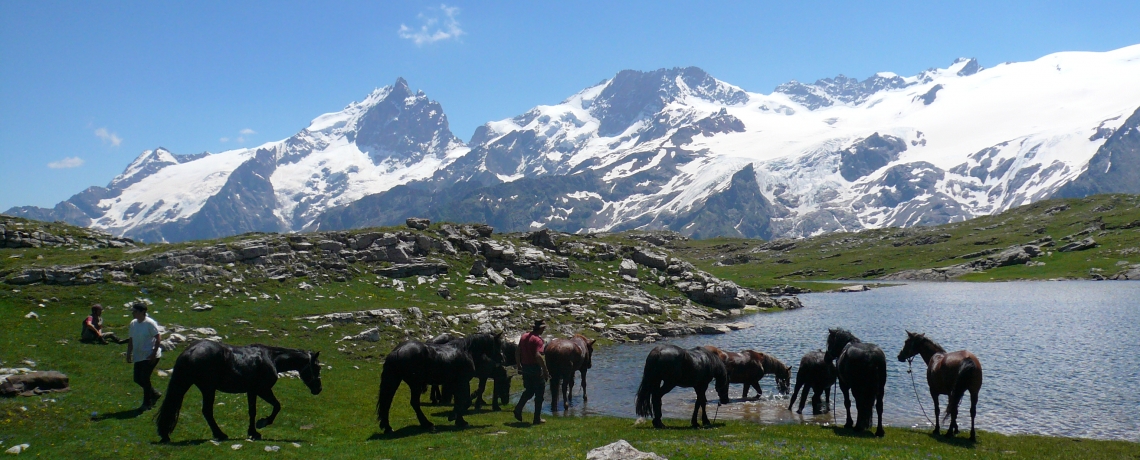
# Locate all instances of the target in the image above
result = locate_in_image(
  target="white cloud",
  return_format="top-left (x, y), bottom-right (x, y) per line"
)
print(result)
top-left (220, 137), bottom-right (230, 143)
top-left (239, 128), bottom-right (256, 135)
top-left (94, 127), bottom-right (122, 147)
top-left (48, 157), bottom-right (85, 169)
top-left (398, 4), bottom-right (464, 45)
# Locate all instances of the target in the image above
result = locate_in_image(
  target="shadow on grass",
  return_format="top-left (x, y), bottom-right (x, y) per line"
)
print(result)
top-left (91, 407), bottom-right (146, 421)
top-left (826, 425), bottom-right (880, 438)
top-left (928, 431), bottom-right (978, 449)
top-left (637, 423), bottom-right (727, 430)
top-left (158, 437), bottom-right (307, 447)
top-left (368, 423), bottom-right (490, 440)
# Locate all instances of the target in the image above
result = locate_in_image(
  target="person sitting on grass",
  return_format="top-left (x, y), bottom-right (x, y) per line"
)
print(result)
top-left (80, 304), bottom-right (126, 344)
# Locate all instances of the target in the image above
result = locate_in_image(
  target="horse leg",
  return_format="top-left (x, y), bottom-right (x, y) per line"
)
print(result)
top-left (691, 384), bottom-right (708, 428)
top-left (787, 380), bottom-right (802, 411)
top-left (875, 387), bottom-right (885, 438)
top-left (840, 383), bottom-right (853, 430)
top-left (453, 379), bottom-right (471, 428)
top-left (246, 392), bottom-right (262, 440)
top-left (931, 393), bottom-right (941, 435)
top-left (256, 388), bottom-right (281, 429)
top-left (808, 386), bottom-right (820, 414)
top-left (969, 390), bottom-right (978, 442)
top-left (200, 388), bottom-right (227, 440)
top-left (410, 384), bottom-right (434, 430)
top-left (548, 375), bottom-right (560, 413)
top-left (473, 377), bottom-right (487, 411)
top-left (741, 381), bottom-right (749, 399)
top-left (652, 384), bottom-right (673, 428)
top-left (563, 376), bottom-right (573, 410)
top-left (580, 369), bottom-right (588, 403)
top-left (752, 381), bottom-right (764, 399)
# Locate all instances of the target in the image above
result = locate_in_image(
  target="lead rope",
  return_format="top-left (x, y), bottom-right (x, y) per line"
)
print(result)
top-left (712, 402), bottom-right (720, 425)
top-left (907, 357), bottom-right (934, 426)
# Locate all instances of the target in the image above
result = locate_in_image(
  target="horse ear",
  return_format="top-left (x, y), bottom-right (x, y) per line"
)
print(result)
top-left (313, 351), bottom-right (320, 361)
top-left (588, 339), bottom-right (596, 346)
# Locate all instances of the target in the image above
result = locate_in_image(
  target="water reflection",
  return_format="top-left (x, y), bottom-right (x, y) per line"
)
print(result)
top-left (521, 281), bottom-right (1140, 441)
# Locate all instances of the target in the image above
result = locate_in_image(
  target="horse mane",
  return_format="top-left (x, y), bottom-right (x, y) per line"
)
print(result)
top-left (702, 346), bottom-right (728, 362)
top-left (911, 333), bottom-right (946, 354)
top-left (829, 328), bottom-right (860, 344)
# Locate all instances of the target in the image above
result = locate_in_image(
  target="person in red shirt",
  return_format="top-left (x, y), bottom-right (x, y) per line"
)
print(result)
top-left (80, 304), bottom-right (126, 344)
top-left (514, 319), bottom-right (550, 424)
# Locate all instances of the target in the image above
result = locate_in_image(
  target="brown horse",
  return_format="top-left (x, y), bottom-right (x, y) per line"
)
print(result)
top-left (897, 331), bottom-right (983, 441)
top-left (703, 347), bottom-right (791, 399)
top-left (544, 334), bottom-right (595, 412)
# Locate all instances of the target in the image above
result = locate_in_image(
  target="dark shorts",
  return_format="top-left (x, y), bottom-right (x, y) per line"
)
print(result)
top-left (521, 364), bottom-right (545, 397)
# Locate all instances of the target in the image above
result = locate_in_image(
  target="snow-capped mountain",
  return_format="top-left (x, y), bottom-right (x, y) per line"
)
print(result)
top-left (9, 45), bottom-right (1140, 242)
top-left (8, 78), bottom-right (468, 242)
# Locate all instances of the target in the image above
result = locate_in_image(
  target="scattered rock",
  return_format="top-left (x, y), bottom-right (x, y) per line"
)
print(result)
top-left (837, 284), bottom-right (870, 293)
top-left (191, 303), bottom-right (213, 312)
top-left (632, 248), bottom-right (669, 270)
top-left (619, 259), bottom-right (638, 277)
top-left (5, 444), bottom-right (30, 455)
top-left (23, 312), bottom-right (38, 319)
top-left (436, 288), bottom-right (451, 299)
top-left (1058, 238), bottom-right (1097, 253)
top-left (469, 259), bottom-right (487, 276)
top-left (586, 440), bottom-right (666, 460)
top-left (405, 217), bottom-right (431, 230)
top-left (342, 328), bottom-right (381, 342)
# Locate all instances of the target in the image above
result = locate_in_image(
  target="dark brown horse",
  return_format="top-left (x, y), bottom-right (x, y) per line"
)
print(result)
top-left (636, 345), bottom-right (730, 428)
top-left (703, 347), bottom-right (791, 399)
top-left (788, 349), bottom-right (835, 414)
top-left (544, 334), bottom-right (596, 412)
top-left (898, 331), bottom-right (983, 441)
top-left (826, 328), bottom-right (887, 437)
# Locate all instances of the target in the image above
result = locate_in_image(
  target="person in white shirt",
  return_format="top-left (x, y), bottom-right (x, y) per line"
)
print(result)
top-left (127, 302), bottom-right (163, 410)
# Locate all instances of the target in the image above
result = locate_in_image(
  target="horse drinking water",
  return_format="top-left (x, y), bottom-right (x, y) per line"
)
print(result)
top-left (545, 334), bottom-right (595, 412)
top-left (825, 328), bottom-right (887, 437)
top-left (898, 331), bottom-right (983, 441)
top-left (788, 349), bottom-right (836, 415)
top-left (155, 341), bottom-right (322, 442)
top-left (635, 345), bottom-right (730, 428)
top-left (427, 333), bottom-right (510, 411)
top-left (376, 332), bottom-right (503, 433)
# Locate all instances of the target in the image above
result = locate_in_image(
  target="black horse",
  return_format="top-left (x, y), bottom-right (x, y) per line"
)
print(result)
top-left (787, 349), bottom-right (836, 414)
top-left (825, 328), bottom-right (887, 437)
top-left (427, 333), bottom-right (513, 411)
top-left (156, 341), bottom-right (322, 442)
top-left (376, 332), bottom-right (503, 433)
top-left (635, 345), bottom-right (730, 428)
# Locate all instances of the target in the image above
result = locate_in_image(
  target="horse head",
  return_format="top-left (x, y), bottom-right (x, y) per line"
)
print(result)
top-left (582, 336), bottom-right (596, 370)
top-left (300, 351), bottom-right (322, 395)
top-left (898, 330), bottom-right (941, 363)
top-left (713, 356), bottom-right (731, 405)
top-left (825, 328), bottom-right (857, 363)
top-left (771, 358), bottom-right (792, 395)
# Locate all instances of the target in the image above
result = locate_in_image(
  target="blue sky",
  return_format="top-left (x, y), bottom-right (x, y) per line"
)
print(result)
top-left (2, 1), bottom-right (1138, 211)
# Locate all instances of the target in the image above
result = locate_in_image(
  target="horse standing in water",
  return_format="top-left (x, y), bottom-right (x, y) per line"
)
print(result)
top-left (545, 334), bottom-right (596, 412)
top-left (376, 332), bottom-right (503, 433)
top-left (702, 346), bottom-right (788, 399)
top-left (898, 331), bottom-right (983, 441)
top-left (156, 341), bottom-right (322, 442)
top-left (825, 328), bottom-right (887, 437)
top-left (636, 345), bottom-right (730, 428)
top-left (788, 349), bottom-right (836, 414)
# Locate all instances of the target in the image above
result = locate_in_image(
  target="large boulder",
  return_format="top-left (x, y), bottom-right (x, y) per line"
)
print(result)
top-left (632, 248), bottom-right (669, 270)
top-left (619, 259), bottom-right (638, 277)
top-left (1059, 238), bottom-right (1097, 252)
top-left (405, 217), bottom-right (430, 230)
top-left (587, 440), bottom-right (666, 460)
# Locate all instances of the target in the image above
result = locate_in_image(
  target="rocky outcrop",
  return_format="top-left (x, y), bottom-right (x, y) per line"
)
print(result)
top-left (1058, 238), bottom-right (1097, 252)
top-left (586, 440), bottom-right (666, 460)
top-left (1, 216), bottom-right (135, 249)
top-left (882, 243), bottom-right (1044, 280)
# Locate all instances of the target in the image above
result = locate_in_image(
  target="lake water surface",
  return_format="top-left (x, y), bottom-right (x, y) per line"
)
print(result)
top-left (537, 281), bottom-right (1140, 441)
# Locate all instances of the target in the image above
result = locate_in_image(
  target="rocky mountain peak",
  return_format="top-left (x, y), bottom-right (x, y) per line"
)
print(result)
top-left (351, 78), bottom-right (460, 162)
top-left (591, 66), bottom-right (747, 137)
top-left (110, 147), bottom-right (209, 191)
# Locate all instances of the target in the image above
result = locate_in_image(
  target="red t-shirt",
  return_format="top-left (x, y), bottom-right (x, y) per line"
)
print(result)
top-left (518, 332), bottom-right (544, 366)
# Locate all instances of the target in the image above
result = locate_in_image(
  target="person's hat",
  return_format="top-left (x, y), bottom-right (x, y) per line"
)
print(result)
top-left (533, 319), bottom-right (546, 329)
top-left (91, 304), bottom-right (103, 312)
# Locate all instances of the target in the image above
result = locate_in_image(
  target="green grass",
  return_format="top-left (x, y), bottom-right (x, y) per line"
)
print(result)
top-left (3, 282), bottom-right (1139, 458)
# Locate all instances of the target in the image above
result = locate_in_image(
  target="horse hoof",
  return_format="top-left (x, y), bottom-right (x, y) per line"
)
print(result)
top-left (422, 423), bottom-right (436, 432)
top-left (383, 427), bottom-right (393, 435)
top-left (248, 432), bottom-right (262, 441)
top-left (256, 418), bottom-right (271, 429)
top-left (876, 429), bottom-right (885, 438)
top-left (214, 433), bottom-right (229, 441)
top-left (455, 419), bottom-right (469, 428)
top-left (652, 420), bottom-right (665, 429)
top-left (160, 436), bottom-right (171, 443)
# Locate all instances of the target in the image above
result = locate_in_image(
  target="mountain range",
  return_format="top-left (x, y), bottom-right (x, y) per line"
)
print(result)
top-left (8, 44), bottom-right (1140, 242)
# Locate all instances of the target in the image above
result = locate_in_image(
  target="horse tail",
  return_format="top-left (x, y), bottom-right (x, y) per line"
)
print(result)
top-left (635, 354), bottom-right (659, 418)
top-left (376, 359), bottom-right (402, 430)
top-left (947, 358), bottom-right (978, 419)
top-left (155, 360), bottom-right (194, 441)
